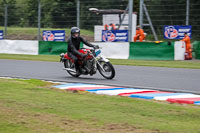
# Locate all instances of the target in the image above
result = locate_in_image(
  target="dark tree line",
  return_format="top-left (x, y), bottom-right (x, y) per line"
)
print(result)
top-left (0, 0), bottom-right (17, 26)
top-left (0, 0), bottom-right (133, 29)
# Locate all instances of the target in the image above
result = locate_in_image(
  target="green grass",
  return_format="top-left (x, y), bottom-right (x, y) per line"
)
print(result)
top-left (0, 53), bottom-right (200, 69)
top-left (110, 59), bottom-right (200, 69)
top-left (0, 26), bottom-right (94, 36)
top-left (0, 78), bottom-right (200, 133)
top-left (0, 54), bottom-right (59, 62)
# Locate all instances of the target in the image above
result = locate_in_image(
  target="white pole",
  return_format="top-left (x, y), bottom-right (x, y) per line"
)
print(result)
top-left (128, 0), bottom-right (133, 42)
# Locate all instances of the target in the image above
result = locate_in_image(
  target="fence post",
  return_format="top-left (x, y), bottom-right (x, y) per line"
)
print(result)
top-left (118, 5), bottom-right (129, 29)
top-left (77, 0), bottom-right (80, 28)
top-left (139, 0), bottom-right (143, 29)
top-left (4, 4), bottom-right (8, 39)
top-left (143, 3), bottom-right (158, 41)
top-left (37, 0), bottom-right (41, 40)
top-left (186, 0), bottom-right (190, 25)
top-left (128, 0), bottom-right (133, 42)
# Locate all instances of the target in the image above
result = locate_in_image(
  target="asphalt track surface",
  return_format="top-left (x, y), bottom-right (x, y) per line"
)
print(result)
top-left (0, 59), bottom-right (200, 94)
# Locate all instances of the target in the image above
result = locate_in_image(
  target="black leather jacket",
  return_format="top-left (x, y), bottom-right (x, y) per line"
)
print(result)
top-left (67, 36), bottom-right (94, 56)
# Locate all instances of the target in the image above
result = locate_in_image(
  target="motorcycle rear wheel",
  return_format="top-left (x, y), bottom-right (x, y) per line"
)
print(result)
top-left (64, 60), bottom-right (81, 77)
top-left (98, 61), bottom-right (115, 79)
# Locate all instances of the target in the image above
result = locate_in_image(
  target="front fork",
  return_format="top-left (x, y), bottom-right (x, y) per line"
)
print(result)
top-left (95, 56), bottom-right (110, 72)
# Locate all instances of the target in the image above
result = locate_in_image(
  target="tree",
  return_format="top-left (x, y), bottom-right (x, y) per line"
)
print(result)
top-left (26, 0), bottom-right (38, 27)
top-left (50, 0), bottom-right (76, 28)
top-left (0, 1), bottom-right (4, 26)
top-left (1, 0), bottom-right (18, 26)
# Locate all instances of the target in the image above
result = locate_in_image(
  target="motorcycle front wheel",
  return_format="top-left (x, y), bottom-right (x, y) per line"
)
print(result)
top-left (98, 61), bottom-right (115, 79)
top-left (64, 60), bottom-right (81, 77)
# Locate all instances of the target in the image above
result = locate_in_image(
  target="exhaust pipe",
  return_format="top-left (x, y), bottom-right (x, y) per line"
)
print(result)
top-left (63, 68), bottom-right (76, 73)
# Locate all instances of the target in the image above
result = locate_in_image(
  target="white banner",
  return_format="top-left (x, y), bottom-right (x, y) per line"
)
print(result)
top-left (0, 40), bottom-right (38, 55)
top-left (84, 42), bottom-right (129, 59)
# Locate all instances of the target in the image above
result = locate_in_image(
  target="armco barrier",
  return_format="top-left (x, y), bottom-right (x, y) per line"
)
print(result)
top-left (129, 42), bottom-right (175, 60)
top-left (39, 41), bottom-right (83, 55)
top-left (0, 40), bottom-right (191, 61)
top-left (193, 41), bottom-right (200, 59)
top-left (0, 40), bottom-right (38, 55)
top-left (39, 41), bottom-right (67, 55)
top-left (84, 42), bottom-right (129, 59)
top-left (174, 41), bottom-right (185, 60)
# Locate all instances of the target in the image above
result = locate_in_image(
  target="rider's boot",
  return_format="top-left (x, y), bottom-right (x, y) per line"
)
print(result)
top-left (74, 62), bottom-right (80, 74)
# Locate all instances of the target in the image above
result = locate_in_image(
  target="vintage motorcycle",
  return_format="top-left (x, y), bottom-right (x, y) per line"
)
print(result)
top-left (60, 48), bottom-right (115, 79)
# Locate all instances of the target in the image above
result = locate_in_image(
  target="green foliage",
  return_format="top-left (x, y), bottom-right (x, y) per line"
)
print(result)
top-left (0, 0), bottom-right (17, 26)
top-left (0, 2), bottom-right (4, 26)
top-left (0, 0), bottom-right (130, 30)
top-left (1, 0), bottom-right (199, 39)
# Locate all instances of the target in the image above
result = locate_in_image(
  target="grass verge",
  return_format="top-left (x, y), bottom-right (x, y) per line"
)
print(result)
top-left (0, 78), bottom-right (200, 133)
top-left (0, 53), bottom-right (200, 69)
top-left (0, 26), bottom-right (94, 36)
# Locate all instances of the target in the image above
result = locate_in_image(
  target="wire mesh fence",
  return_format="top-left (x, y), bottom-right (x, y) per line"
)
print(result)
top-left (0, 0), bottom-right (130, 41)
top-left (143, 0), bottom-right (200, 41)
top-left (0, 0), bottom-right (199, 41)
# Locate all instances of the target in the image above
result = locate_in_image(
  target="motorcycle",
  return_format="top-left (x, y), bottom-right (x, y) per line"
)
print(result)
top-left (60, 48), bottom-right (115, 79)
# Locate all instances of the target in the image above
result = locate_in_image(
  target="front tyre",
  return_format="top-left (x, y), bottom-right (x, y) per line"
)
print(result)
top-left (98, 61), bottom-right (115, 79)
top-left (64, 60), bottom-right (81, 77)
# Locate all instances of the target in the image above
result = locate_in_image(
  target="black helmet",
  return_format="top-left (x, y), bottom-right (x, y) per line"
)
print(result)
top-left (71, 27), bottom-right (80, 38)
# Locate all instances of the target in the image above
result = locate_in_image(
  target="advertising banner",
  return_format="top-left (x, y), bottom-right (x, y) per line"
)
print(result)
top-left (43, 30), bottom-right (65, 41)
top-left (164, 25), bottom-right (192, 39)
top-left (102, 30), bottom-right (128, 42)
top-left (0, 30), bottom-right (3, 40)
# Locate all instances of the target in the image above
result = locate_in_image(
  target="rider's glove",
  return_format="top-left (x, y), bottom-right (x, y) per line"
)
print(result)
top-left (80, 53), bottom-right (87, 58)
top-left (93, 45), bottom-right (99, 49)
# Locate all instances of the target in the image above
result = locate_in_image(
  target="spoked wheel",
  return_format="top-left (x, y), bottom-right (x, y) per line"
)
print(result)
top-left (98, 61), bottom-right (115, 79)
top-left (64, 60), bottom-right (81, 77)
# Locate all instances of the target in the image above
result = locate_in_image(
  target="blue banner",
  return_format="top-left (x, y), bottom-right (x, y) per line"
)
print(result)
top-left (43, 30), bottom-right (65, 41)
top-left (164, 25), bottom-right (192, 39)
top-left (102, 30), bottom-right (128, 42)
top-left (0, 30), bottom-right (3, 40)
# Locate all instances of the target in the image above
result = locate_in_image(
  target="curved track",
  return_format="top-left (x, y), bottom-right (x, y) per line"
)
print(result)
top-left (0, 59), bottom-right (200, 93)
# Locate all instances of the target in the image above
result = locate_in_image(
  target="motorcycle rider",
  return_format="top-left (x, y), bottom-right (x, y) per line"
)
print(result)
top-left (67, 27), bottom-right (99, 72)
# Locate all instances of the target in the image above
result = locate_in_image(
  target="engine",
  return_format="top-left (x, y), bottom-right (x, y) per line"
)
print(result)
top-left (84, 58), bottom-right (97, 75)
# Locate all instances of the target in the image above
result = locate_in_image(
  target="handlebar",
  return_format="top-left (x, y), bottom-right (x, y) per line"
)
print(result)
top-left (93, 47), bottom-right (102, 50)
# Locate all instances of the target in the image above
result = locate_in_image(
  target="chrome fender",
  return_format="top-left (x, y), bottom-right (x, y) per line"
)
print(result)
top-left (98, 56), bottom-right (109, 62)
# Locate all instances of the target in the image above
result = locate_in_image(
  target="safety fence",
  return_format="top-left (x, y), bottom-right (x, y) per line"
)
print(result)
top-left (129, 42), bottom-right (175, 60)
top-left (0, 40), bottom-right (38, 55)
top-left (142, 0), bottom-right (200, 40)
top-left (1, 0), bottom-right (200, 42)
top-left (1, 40), bottom-right (199, 60)
top-left (0, 40), bottom-right (195, 60)
top-left (84, 42), bottom-right (130, 59)
top-left (38, 41), bottom-right (177, 60)
top-left (39, 41), bottom-right (76, 55)
top-left (193, 41), bottom-right (200, 59)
